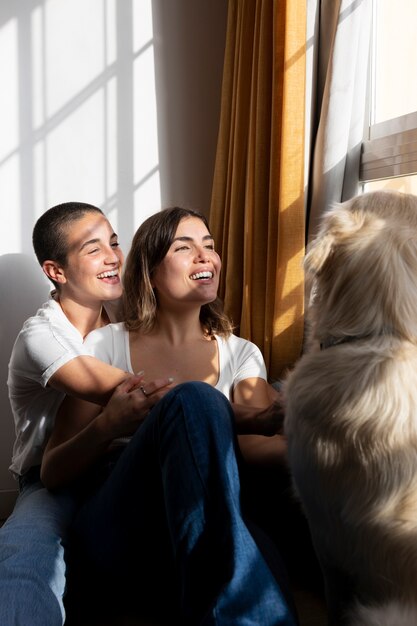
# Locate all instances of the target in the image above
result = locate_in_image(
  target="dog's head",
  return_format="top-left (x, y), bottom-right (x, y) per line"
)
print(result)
top-left (306, 190), bottom-right (417, 344)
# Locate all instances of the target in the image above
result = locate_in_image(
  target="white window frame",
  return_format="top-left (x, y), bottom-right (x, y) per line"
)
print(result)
top-left (360, 112), bottom-right (417, 183)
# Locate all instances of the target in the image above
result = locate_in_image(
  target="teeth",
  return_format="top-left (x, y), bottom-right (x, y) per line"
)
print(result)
top-left (190, 271), bottom-right (213, 280)
top-left (97, 270), bottom-right (118, 279)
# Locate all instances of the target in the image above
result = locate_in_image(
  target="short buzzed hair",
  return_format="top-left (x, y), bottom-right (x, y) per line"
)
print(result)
top-left (32, 201), bottom-right (103, 267)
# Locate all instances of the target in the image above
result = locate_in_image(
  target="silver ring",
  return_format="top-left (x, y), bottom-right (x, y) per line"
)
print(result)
top-left (140, 385), bottom-right (149, 397)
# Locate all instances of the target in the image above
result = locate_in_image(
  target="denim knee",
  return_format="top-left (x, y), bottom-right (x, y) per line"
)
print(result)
top-left (156, 381), bottom-right (234, 435)
top-left (166, 380), bottom-right (228, 403)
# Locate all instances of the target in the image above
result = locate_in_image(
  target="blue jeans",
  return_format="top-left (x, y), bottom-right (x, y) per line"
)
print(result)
top-left (70, 382), bottom-right (298, 625)
top-left (0, 469), bottom-right (78, 626)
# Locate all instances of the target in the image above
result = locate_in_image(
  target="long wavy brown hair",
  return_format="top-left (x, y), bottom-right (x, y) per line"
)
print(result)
top-left (123, 207), bottom-right (233, 336)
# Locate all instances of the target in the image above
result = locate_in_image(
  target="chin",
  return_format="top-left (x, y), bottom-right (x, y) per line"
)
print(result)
top-left (102, 287), bottom-right (123, 300)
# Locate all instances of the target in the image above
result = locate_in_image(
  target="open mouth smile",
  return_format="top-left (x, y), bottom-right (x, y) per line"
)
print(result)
top-left (97, 269), bottom-right (119, 279)
top-left (190, 271), bottom-right (213, 280)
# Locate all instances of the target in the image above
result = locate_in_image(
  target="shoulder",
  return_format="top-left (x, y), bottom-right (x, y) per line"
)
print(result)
top-left (8, 297), bottom-right (87, 385)
top-left (214, 333), bottom-right (267, 394)
top-left (216, 333), bottom-right (263, 357)
top-left (84, 322), bottom-right (127, 364)
top-left (215, 334), bottom-right (266, 375)
top-left (11, 298), bottom-right (79, 354)
top-left (85, 322), bottom-right (126, 346)
top-left (20, 297), bottom-right (63, 330)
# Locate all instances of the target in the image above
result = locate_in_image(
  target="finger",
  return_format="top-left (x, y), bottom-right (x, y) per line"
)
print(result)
top-left (137, 377), bottom-right (174, 398)
top-left (117, 372), bottom-right (145, 394)
top-left (147, 386), bottom-right (171, 406)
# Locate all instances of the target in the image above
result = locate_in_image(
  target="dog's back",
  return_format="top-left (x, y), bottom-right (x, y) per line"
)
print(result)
top-left (285, 191), bottom-right (417, 624)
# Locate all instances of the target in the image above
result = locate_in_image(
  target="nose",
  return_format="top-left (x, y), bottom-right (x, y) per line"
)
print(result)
top-left (104, 245), bottom-right (122, 264)
top-left (194, 245), bottom-right (210, 262)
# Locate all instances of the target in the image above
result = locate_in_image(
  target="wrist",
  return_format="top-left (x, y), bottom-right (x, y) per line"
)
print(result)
top-left (95, 408), bottom-right (118, 443)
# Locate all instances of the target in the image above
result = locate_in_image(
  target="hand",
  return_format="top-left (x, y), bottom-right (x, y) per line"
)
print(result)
top-left (254, 400), bottom-right (286, 436)
top-left (100, 374), bottom-right (174, 439)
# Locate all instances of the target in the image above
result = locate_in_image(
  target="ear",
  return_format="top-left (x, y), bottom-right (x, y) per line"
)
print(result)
top-left (42, 260), bottom-right (67, 285)
top-left (304, 232), bottom-right (335, 276)
top-left (305, 204), bottom-right (364, 275)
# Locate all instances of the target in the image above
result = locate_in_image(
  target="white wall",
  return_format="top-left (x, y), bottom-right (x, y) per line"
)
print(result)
top-left (0, 0), bottom-right (227, 517)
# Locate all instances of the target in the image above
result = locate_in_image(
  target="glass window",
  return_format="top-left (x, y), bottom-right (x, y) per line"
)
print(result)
top-left (360, 0), bottom-right (417, 189)
top-left (372, 0), bottom-right (417, 125)
top-left (363, 173), bottom-right (417, 194)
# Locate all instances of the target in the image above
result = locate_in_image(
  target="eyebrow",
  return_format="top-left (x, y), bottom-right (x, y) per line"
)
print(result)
top-left (79, 232), bottom-right (118, 252)
top-left (172, 235), bottom-right (214, 243)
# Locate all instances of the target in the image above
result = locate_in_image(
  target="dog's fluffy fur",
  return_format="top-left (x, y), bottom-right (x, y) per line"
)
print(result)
top-left (284, 190), bottom-right (417, 625)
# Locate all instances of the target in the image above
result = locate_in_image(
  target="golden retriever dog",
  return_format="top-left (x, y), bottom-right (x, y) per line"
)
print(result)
top-left (284, 190), bottom-right (417, 625)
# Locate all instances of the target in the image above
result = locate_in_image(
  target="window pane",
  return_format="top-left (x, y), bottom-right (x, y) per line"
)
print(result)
top-left (364, 174), bottom-right (417, 195)
top-left (372, 0), bottom-right (417, 124)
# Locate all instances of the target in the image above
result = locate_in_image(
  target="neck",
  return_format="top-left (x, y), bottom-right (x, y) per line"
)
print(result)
top-left (57, 295), bottom-right (107, 339)
top-left (151, 308), bottom-right (206, 345)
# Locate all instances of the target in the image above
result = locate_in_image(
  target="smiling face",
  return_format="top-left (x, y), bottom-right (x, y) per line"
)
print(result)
top-left (45, 212), bottom-right (124, 305)
top-left (151, 216), bottom-right (221, 309)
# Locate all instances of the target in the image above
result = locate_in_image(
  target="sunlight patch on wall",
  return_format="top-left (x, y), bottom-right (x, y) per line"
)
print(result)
top-left (133, 46), bottom-right (160, 217)
top-left (133, 1), bottom-right (160, 226)
top-left (33, 140), bottom-right (45, 221)
top-left (106, 76), bottom-right (118, 203)
top-left (134, 171), bottom-right (161, 230)
top-left (45, 0), bottom-right (106, 118)
top-left (31, 6), bottom-right (44, 131)
top-left (0, 0), bottom-right (161, 257)
top-left (0, 19), bottom-right (18, 161)
top-left (46, 90), bottom-right (106, 206)
top-left (106, 0), bottom-right (117, 65)
top-left (0, 156), bottom-right (20, 254)
top-left (0, 17), bottom-right (19, 253)
top-left (133, 0), bottom-right (154, 50)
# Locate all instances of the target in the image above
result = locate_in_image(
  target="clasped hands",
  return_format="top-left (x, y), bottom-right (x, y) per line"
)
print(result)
top-left (100, 372), bottom-right (174, 439)
top-left (101, 374), bottom-right (286, 440)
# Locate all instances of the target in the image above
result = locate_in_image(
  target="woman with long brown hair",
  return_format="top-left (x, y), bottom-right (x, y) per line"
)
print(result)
top-left (41, 207), bottom-right (295, 626)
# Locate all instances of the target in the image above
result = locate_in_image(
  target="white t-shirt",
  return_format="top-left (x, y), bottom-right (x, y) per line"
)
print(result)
top-left (7, 294), bottom-right (120, 477)
top-left (84, 322), bottom-right (267, 401)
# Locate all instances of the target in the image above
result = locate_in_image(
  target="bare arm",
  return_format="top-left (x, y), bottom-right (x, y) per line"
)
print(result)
top-left (48, 355), bottom-right (133, 405)
top-left (41, 375), bottom-right (173, 489)
top-left (232, 400), bottom-right (285, 436)
top-left (233, 377), bottom-right (287, 467)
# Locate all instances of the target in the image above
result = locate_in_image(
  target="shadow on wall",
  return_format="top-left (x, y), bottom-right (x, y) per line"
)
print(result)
top-left (0, 254), bottom-right (50, 504)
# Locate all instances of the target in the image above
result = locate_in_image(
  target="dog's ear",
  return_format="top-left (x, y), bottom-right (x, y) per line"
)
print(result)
top-left (304, 231), bottom-right (334, 275)
top-left (305, 205), bottom-right (364, 275)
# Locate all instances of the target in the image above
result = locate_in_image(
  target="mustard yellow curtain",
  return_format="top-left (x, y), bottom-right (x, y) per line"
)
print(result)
top-left (210, 0), bottom-right (306, 381)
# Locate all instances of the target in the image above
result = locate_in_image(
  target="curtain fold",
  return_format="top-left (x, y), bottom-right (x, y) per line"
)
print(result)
top-left (210, 0), bottom-right (306, 381)
top-left (306, 0), bottom-right (372, 241)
